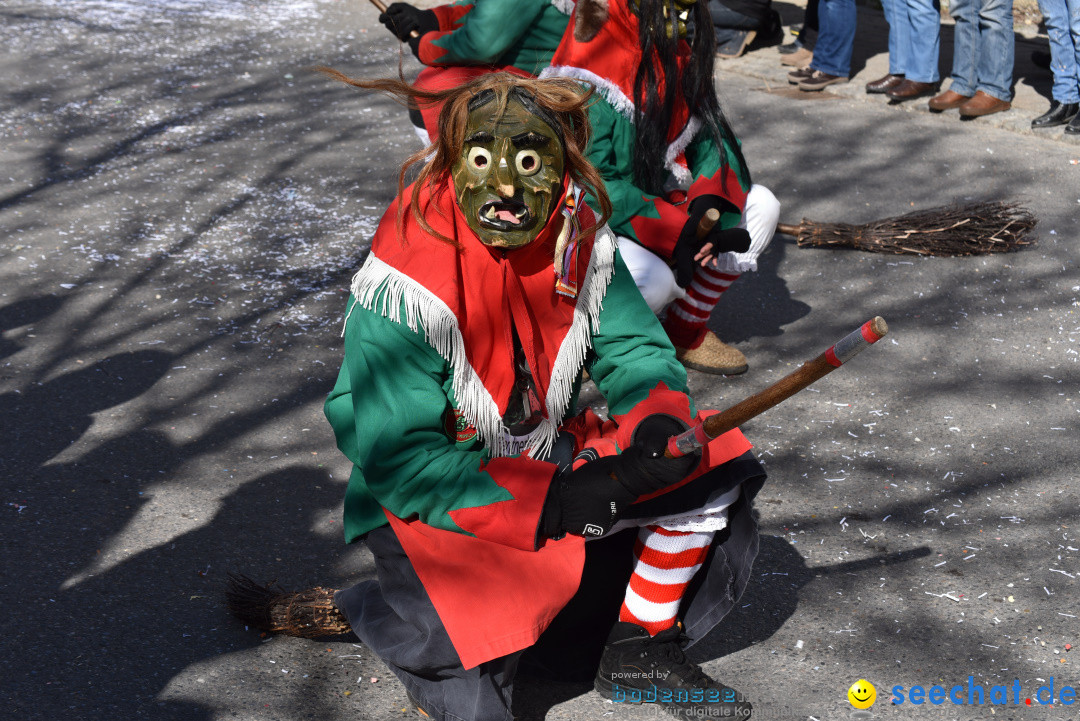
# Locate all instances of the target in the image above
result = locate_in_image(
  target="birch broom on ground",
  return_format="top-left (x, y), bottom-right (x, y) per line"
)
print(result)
top-left (777, 201), bottom-right (1037, 256)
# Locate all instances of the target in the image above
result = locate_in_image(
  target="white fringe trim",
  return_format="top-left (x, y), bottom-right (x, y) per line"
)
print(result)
top-left (540, 65), bottom-right (701, 185)
top-left (343, 227), bottom-right (617, 460)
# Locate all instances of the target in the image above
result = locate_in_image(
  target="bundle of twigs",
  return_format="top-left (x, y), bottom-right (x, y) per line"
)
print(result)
top-left (226, 573), bottom-right (353, 638)
top-left (777, 201), bottom-right (1037, 256)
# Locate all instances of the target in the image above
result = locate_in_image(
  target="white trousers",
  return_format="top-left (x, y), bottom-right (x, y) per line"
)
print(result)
top-left (618, 183), bottom-right (780, 314)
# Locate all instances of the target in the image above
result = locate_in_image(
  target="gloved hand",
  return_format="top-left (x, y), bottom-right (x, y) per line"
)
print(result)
top-left (673, 195), bottom-right (752, 288)
top-left (378, 3), bottom-right (439, 41)
top-left (540, 416), bottom-right (700, 539)
top-left (615, 414), bottom-right (700, 497)
top-left (542, 456), bottom-right (636, 538)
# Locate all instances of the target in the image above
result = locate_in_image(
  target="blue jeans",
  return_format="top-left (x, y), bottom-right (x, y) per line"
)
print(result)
top-left (810, 0), bottom-right (857, 76)
top-left (947, 0), bottom-right (1015, 101)
top-left (1037, 0), bottom-right (1080, 103)
top-left (883, 0), bottom-right (941, 81)
top-left (709, 2), bottom-right (761, 46)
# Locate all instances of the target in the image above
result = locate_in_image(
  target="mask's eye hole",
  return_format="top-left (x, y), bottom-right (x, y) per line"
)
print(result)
top-left (468, 146), bottom-right (491, 170)
top-left (515, 149), bottom-right (541, 176)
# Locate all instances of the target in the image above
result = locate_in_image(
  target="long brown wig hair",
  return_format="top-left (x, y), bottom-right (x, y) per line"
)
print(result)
top-left (318, 69), bottom-right (614, 245)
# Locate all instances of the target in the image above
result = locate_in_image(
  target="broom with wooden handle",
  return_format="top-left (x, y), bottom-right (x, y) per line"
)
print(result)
top-left (665, 316), bottom-right (889, 458)
top-left (776, 201), bottom-right (1036, 256)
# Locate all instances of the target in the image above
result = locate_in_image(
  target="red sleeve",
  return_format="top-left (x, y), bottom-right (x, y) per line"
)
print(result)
top-left (610, 382), bottom-right (695, 451)
top-left (686, 164), bottom-right (749, 215)
top-left (627, 196), bottom-right (691, 259)
top-left (431, 2), bottom-right (473, 30)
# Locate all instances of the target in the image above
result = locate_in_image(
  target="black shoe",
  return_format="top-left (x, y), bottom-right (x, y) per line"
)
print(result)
top-left (1066, 113), bottom-right (1080, 135)
top-left (1032, 100), bottom-right (1080, 128)
top-left (595, 622), bottom-right (752, 719)
top-left (778, 41), bottom-right (802, 55)
top-left (1031, 49), bottom-right (1052, 70)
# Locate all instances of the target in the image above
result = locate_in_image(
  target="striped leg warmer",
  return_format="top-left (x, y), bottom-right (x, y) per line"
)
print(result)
top-left (618, 525), bottom-right (715, 636)
top-left (662, 268), bottom-right (741, 349)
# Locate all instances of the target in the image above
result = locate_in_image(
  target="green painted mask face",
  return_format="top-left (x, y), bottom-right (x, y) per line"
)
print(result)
top-left (629, 0), bottom-right (698, 38)
top-left (451, 93), bottom-right (565, 249)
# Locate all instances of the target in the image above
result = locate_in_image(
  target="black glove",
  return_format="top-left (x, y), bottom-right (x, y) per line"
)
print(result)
top-left (540, 416), bottom-right (700, 539)
top-left (673, 195), bottom-right (752, 288)
top-left (542, 456), bottom-right (636, 539)
top-left (379, 3), bottom-right (439, 41)
top-left (614, 414), bottom-right (700, 497)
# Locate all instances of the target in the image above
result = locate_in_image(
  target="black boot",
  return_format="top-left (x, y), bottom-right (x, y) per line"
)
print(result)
top-left (1031, 100), bottom-right (1080, 129)
top-left (595, 622), bottom-right (752, 719)
top-left (1066, 112), bottom-right (1080, 136)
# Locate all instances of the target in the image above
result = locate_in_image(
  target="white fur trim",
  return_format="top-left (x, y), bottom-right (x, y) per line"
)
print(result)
top-left (540, 66), bottom-right (636, 119)
top-left (664, 116), bottom-right (701, 185)
top-left (550, 0), bottom-right (576, 15)
top-left (343, 227), bottom-right (617, 460)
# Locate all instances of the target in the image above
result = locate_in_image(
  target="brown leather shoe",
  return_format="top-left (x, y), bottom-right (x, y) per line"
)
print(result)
top-left (798, 70), bottom-right (849, 91)
top-left (780, 47), bottom-right (813, 68)
top-left (865, 73), bottom-right (904, 94)
top-left (885, 79), bottom-right (938, 101)
top-left (928, 89), bottom-right (972, 112)
top-left (958, 91), bottom-right (1011, 118)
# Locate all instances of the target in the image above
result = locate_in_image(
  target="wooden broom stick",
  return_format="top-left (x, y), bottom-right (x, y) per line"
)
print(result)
top-left (665, 316), bottom-right (889, 458)
top-left (368, 0), bottom-right (421, 38)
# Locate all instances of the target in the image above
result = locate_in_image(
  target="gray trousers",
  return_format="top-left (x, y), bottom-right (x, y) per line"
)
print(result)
top-left (335, 452), bottom-right (766, 721)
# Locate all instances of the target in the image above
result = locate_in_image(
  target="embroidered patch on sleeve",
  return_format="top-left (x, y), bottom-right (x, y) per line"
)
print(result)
top-left (444, 408), bottom-right (478, 443)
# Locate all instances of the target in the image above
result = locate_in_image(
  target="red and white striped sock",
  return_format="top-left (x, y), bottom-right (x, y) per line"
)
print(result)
top-left (663, 268), bottom-right (741, 349)
top-left (618, 525), bottom-right (715, 636)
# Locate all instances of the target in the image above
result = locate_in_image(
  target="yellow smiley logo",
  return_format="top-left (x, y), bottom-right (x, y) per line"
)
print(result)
top-left (848, 679), bottom-right (876, 709)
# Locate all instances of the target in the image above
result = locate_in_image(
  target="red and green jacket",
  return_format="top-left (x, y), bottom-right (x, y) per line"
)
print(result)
top-left (416, 0), bottom-right (573, 75)
top-left (324, 176), bottom-right (751, 667)
top-left (540, 0), bottom-right (750, 258)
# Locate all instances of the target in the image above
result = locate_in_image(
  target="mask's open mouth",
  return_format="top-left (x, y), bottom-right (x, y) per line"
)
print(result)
top-left (477, 200), bottom-right (532, 231)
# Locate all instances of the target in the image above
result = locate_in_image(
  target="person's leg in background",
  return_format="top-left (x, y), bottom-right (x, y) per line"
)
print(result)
top-left (780, 0), bottom-right (819, 67)
top-left (797, 0), bottom-right (856, 90)
top-left (1032, 0), bottom-right (1080, 128)
top-left (884, 0), bottom-right (941, 100)
top-left (1064, 0), bottom-right (1080, 132)
top-left (930, 0), bottom-right (978, 110)
top-left (867, 0), bottom-right (910, 92)
top-left (958, 0), bottom-right (1015, 116)
top-left (710, 0), bottom-right (763, 57)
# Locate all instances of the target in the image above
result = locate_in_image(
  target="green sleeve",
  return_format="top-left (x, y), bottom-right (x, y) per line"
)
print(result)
top-left (588, 249), bottom-right (695, 417)
top-left (427, 0), bottom-right (547, 65)
top-left (582, 100), bottom-right (689, 257)
top-left (683, 129), bottom-right (750, 229)
top-left (325, 297), bottom-right (554, 548)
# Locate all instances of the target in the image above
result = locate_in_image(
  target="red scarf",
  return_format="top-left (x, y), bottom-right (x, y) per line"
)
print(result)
top-left (546, 0), bottom-right (692, 141)
top-left (361, 175), bottom-right (602, 454)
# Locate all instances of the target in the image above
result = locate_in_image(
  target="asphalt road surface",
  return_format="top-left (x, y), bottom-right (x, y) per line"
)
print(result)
top-left (1, 2), bottom-right (1077, 720)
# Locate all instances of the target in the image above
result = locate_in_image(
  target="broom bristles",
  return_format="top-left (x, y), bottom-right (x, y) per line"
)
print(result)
top-left (792, 201), bottom-right (1037, 256)
top-left (226, 572), bottom-right (354, 639)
